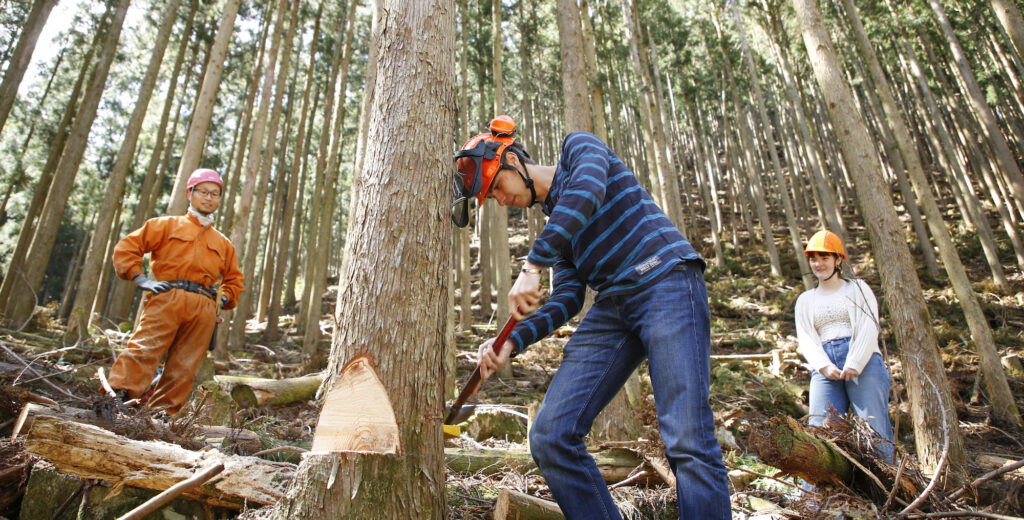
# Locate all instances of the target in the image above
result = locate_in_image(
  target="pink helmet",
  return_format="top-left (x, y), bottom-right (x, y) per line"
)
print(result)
top-left (187, 168), bottom-right (223, 192)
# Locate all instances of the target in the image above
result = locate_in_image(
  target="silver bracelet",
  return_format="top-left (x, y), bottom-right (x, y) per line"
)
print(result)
top-left (521, 267), bottom-right (543, 275)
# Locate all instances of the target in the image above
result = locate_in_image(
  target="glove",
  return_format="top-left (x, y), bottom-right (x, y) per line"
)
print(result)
top-left (133, 274), bottom-right (171, 294)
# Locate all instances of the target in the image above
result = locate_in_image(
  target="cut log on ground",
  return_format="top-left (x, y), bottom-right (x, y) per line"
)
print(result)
top-left (748, 415), bottom-right (853, 485)
top-left (213, 373), bottom-right (323, 408)
top-left (493, 488), bottom-right (564, 519)
top-left (445, 446), bottom-right (659, 485)
top-left (12, 402), bottom-right (262, 453)
top-left (23, 416), bottom-right (292, 508)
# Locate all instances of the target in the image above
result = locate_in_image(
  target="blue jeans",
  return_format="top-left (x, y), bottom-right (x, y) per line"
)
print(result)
top-left (529, 263), bottom-right (731, 519)
top-left (808, 337), bottom-right (894, 461)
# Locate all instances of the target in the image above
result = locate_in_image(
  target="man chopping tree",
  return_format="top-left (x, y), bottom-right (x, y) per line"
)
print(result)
top-left (105, 168), bottom-right (243, 415)
top-left (452, 116), bottom-right (730, 519)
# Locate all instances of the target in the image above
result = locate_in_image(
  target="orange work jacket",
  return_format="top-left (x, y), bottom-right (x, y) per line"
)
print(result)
top-left (112, 214), bottom-right (244, 309)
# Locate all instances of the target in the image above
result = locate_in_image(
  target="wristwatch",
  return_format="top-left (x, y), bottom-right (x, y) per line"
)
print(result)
top-left (521, 266), bottom-right (543, 275)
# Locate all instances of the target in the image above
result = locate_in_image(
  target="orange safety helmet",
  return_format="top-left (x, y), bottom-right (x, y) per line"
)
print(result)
top-left (451, 115), bottom-right (532, 227)
top-left (804, 230), bottom-right (847, 260)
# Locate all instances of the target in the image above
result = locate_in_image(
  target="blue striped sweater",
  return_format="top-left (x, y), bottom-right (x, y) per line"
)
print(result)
top-left (509, 132), bottom-right (702, 354)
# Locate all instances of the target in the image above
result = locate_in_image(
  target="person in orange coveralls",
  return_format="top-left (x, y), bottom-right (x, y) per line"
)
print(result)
top-left (106, 168), bottom-right (244, 414)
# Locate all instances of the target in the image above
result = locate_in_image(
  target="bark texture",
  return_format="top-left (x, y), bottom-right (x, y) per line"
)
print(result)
top-left (273, 0), bottom-right (455, 516)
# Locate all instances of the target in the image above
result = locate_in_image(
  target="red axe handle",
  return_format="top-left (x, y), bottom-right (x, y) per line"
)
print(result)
top-left (444, 315), bottom-right (518, 425)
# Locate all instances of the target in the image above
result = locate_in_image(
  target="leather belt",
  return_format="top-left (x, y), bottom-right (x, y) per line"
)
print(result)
top-left (166, 280), bottom-right (216, 300)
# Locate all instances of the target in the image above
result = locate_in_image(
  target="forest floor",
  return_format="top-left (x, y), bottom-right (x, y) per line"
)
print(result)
top-left (1, 221), bottom-right (1023, 519)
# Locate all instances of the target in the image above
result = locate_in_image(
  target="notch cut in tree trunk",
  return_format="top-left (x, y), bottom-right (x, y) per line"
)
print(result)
top-left (23, 416), bottom-right (291, 508)
top-left (310, 355), bottom-right (400, 454)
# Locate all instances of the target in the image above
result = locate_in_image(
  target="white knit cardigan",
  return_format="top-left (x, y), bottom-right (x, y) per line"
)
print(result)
top-left (794, 279), bottom-right (881, 374)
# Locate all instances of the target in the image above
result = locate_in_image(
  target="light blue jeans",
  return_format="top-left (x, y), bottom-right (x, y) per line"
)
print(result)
top-left (808, 337), bottom-right (894, 461)
top-left (529, 263), bottom-right (731, 519)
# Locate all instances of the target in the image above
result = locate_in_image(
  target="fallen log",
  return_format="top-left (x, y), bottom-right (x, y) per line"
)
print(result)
top-left (213, 373), bottom-right (323, 408)
top-left (748, 415), bottom-right (852, 486)
top-left (23, 416), bottom-right (291, 508)
top-left (493, 489), bottom-right (564, 520)
top-left (12, 402), bottom-right (262, 453)
top-left (976, 455), bottom-right (1024, 476)
top-left (445, 446), bottom-right (654, 485)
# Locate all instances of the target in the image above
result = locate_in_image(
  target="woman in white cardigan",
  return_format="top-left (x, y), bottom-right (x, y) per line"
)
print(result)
top-left (795, 230), bottom-right (894, 461)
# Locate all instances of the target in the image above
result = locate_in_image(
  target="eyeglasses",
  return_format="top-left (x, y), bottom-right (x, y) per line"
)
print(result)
top-left (193, 189), bottom-right (221, 199)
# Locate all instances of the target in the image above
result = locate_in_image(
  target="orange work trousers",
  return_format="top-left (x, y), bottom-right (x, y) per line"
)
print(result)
top-left (108, 288), bottom-right (216, 415)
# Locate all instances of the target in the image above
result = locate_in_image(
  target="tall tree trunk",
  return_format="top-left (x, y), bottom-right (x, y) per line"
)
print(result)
top-left (579, 0), bottom-right (607, 142)
top-left (990, 0), bottom-right (1024, 65)
top-left (926, 0), bottom-right (1024, 220)
top-left (221, 12), bottom-right (272, 233)
top-left (643, 23), bottom-right (685, 232)
top-left (713, 10), bottom-right (783, 277)
top-left (839, 0), bottom-right (1022, 428)
top-left (64, 0), bottom-right (182, 340)
top-left (890, 23), bottom-right (1024, 275)
top-left (733, 2), bottom-right (812, 289)
top-left (0, 0), bottom-right (57, 136)
top-left (557, 0), bottom-right (591, 133)
top-left (457, 0), bottom-right (473, 334)
top-left (166, 0), bottom-right (241, 216)
top-left (302, 0), bottom-right (358, 356)
top-left (266, 4), bottom-right (322, 342)
top-left (791, 0), bottom-right (966, 473)
top-left (0, 11), bottom-right (104, 317)
top-left (284, 85), bottom-right (319, 312)
top-left (272, 0), bottom-right (454, 516)
top-left (5, 0), bottom-right (130, 326)
top-left (299, 6), bottom-right (350, 336)
top-left (347, 0), bottom-right (379, 232)
top-left (491, 0), bottom-right (512, 380)
top-left (58, 216), bottom-right (95, 323)
top-left (90, 210), bottom-right (122, 323)
top-left (228, 0), bottom-right (298, 352)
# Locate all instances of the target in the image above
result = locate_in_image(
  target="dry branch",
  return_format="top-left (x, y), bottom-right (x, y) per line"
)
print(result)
top-left (116, 462), bottom-right (225, 520)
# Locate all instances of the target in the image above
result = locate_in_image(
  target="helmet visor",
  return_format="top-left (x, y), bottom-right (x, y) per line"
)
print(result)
top-left (451, 139), bottom-right (499, 227)
top-left (451, 171), bottom-right (475, 228)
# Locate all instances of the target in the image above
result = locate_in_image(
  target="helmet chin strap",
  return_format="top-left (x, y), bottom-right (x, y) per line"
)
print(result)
top-left (504, 151), bottom-right (539, 206)
top-left (823, 261), bottom-right (842, 282)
